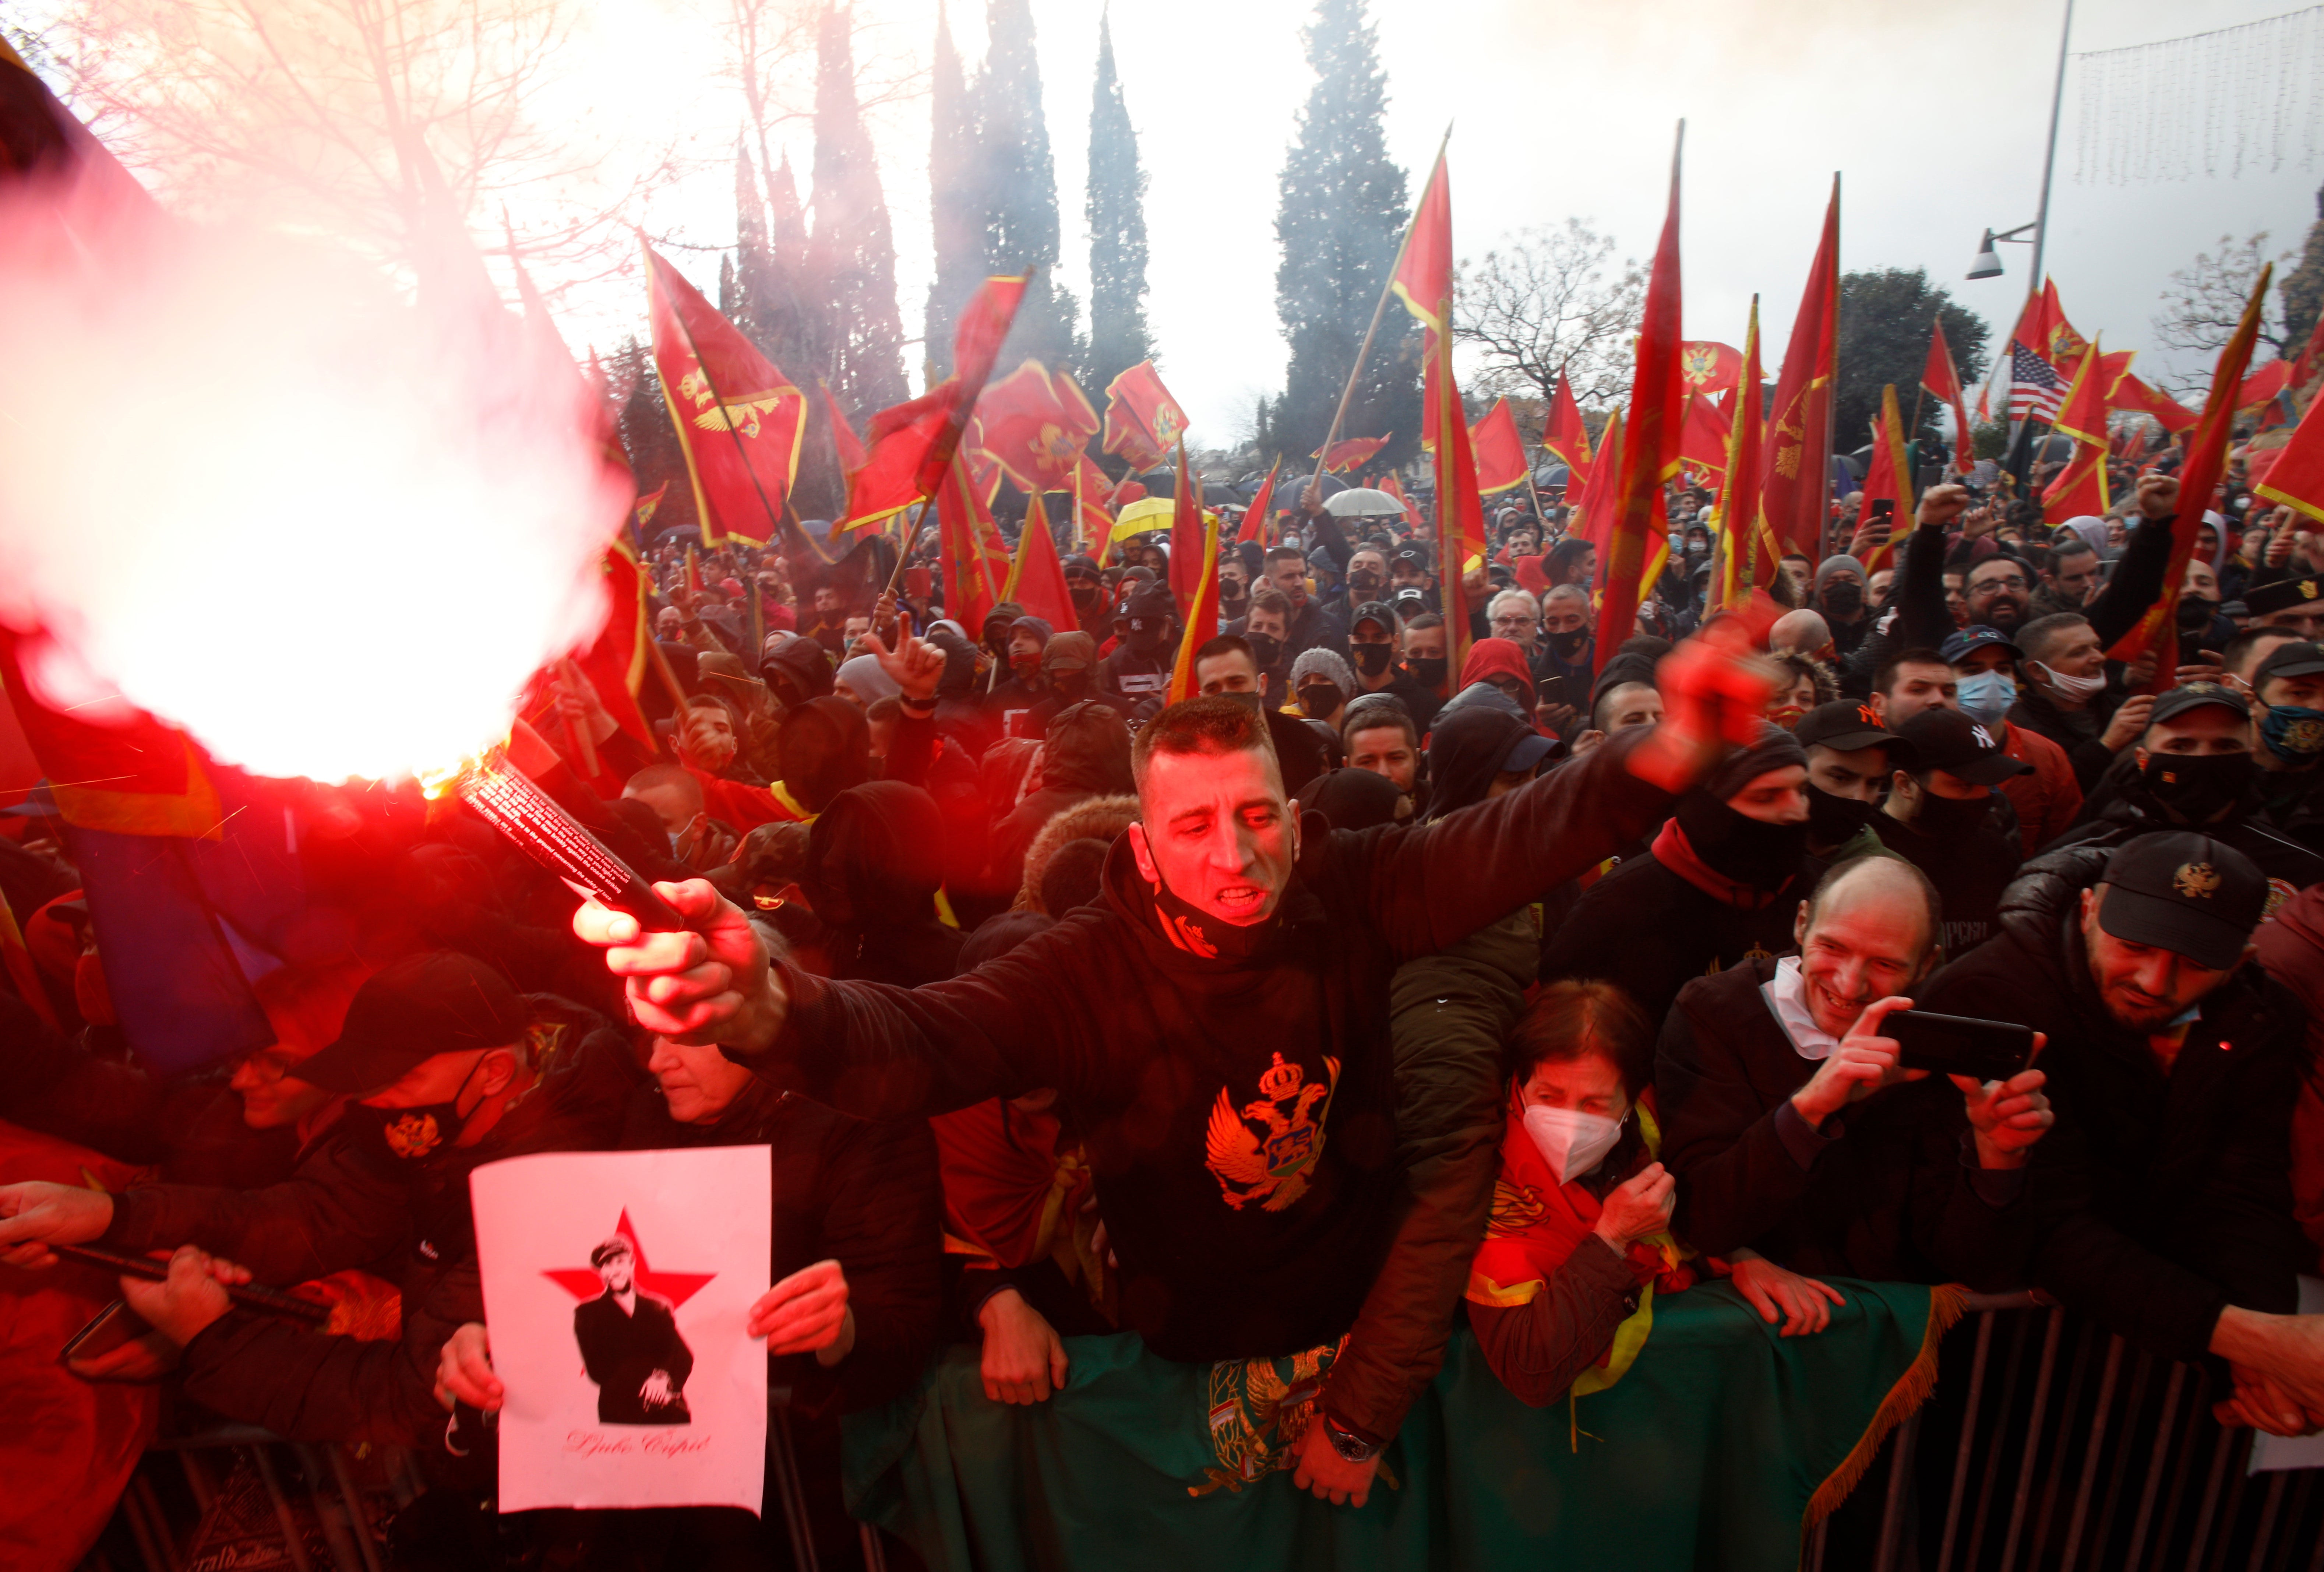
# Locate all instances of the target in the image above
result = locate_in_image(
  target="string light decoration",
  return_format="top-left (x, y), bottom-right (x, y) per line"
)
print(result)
top-left (2073, 5), bottom-right (2324, 185)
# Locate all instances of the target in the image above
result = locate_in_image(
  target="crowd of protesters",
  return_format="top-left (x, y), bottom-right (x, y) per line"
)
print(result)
top-left (6, 443), bottom-right (2324, 1571)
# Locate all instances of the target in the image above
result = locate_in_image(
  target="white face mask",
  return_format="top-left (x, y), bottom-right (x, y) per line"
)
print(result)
top-left (1523, 1103), bottom-right (1625, 1184)
top-left (2030, 660), bottom-right (2105, 701)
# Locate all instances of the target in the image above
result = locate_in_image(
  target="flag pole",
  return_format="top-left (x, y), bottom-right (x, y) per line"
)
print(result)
top-left (1312, 122), bottom-right (1453, 502)
top-left (1909, 314), bottom-right (1934, 435)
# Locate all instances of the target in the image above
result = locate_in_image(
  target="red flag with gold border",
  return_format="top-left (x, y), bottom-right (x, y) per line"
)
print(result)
top-left (1678, 393), bottom-right (1731, 478)
top-left (1598, 131), bottom-right (1685, 668)
top-left (1679, 342), bottom-right (1741, 396)
top-left (1000, 492), bottom-right (1076, 631)
top-left (839, 275), bottom-right (1028, 532)
top-left (2111, 372), bottom-right (2197, 435)
top-left (2109, 267), bottom-right (2273, 683)
top-left (1231, 457), bottom-right (1282, 546)
top-left (1761, 177), bottom-right (1840, 559)
top-left (1101, 361), bottom-right (1188, 472)
top-left (2256, 358), bottom-right (2324, 525)
top-left (1920, 320), bottom-right (1976, 475)
top-left (1392, 148), bottom-right (1482, 672)
top-left (1313, 434), bottom-right (1390, 474)
top-left (1544, 375), bottom-right (1593, 483)
top-left (1716, 297), bottom-right (1769, 608)
top-left (972, 361), bottom-right (1100, 491)
top-left (644, 243), bottom-right (805, 547)
top-left (1855, 385), bottom-right (1912, 574)
top-left (1167, 485), bottom-right (1222, 706)
top-left (1470, 402), bottom-right (1529, 494)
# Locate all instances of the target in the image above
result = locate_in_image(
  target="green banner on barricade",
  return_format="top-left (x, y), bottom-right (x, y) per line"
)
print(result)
top-left (845, 1279), bottom-right (1961, 1572)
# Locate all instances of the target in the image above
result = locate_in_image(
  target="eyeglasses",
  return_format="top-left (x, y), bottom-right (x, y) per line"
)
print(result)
top-left (235, 1047), bottom-right (303, 1085)
top-left (1971, 574), bottom-right (2030, 593)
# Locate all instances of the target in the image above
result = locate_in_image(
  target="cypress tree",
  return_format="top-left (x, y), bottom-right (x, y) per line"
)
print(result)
top-left (807, 1), bottom-right (910, 420)
top-left (975, 0), bottom-right (1080, 370)
top-left (1085, 10), bottom-right (1153, 397)
top-left (1269, 0), bottom-right (1415, 470)
top-left (925, 0), bottom-right (983, 379)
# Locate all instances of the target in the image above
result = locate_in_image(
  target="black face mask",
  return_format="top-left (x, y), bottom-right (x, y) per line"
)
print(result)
top-left (1069, 582), bottom-right (1100, 609)
top-left (1145, 858), bottom-right (1280, 963)
top-left (2176, 595), bottom-right (2219, 635)
top-left (1220, 581), bottom-right (1248, 606)
top-left (1805, 782), bottom-right (1879, 844)
top-left (342, 1059), bottom-right (486, 1173)
top-left (1219, 689), bottom-right (1266, 717)
top-left (1822, 582), bottom-right (1864, 616)
top-left (1247, 632), bottom-right (1284, 672)
top-left (1126, 622), bottom-right (1168, 655)
top-left (2141, 750), bottom-right (2256, 826)
top-left (1407, 655), bottom-right (1448, 689)
top-left (1548, 628), bottom-right (1588, 660)
top-left (1347, 569), bottom-right (1385, 596)
top-left (1676, 792), bottom-right (1809, 891)
top-left (1298, 682), bottom-right (1344, 719)
top-left (1351, 642), bottom-right (1394, 676)
top-left (1911, 788), bottom-right (1993, 840)
top-left (1050, 670), bottom-right (1092, 701)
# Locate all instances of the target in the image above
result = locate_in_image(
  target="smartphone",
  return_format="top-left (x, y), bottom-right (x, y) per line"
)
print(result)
top-left (1868, 498), bottom-right (1896, 522)
top-left (1887, 1009), bottom-right (2035, 1081)
top-left (1536, 674), bottom-right (1566, 708)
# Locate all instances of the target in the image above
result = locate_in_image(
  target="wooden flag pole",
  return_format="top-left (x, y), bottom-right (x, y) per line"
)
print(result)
top-left (1313, 123), bottom-right (1454, 504)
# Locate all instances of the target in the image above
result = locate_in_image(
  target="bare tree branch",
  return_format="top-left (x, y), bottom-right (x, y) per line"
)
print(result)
top-left (1453, 219), bottom-right (1644, 412)
top-left (2151, 231), bottom-right (2293, 398)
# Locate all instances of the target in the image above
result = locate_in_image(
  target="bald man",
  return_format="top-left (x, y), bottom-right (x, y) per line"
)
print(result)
top-left (1657, 855), bottom-right (2053, 1304)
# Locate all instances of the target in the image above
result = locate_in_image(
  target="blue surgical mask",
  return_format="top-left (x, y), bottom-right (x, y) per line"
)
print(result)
top-left (1956, 671), bottom-right (2016, 726)
top-left (2261, 705), bottom-right (2324, 763)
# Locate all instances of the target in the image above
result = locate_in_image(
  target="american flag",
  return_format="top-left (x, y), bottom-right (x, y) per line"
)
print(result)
top-left (2007, 341), bottom-right (2065, 421)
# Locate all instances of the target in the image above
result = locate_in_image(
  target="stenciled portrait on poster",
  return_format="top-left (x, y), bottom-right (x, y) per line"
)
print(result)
top-left (472, 1146), bottom-right (771, 1513)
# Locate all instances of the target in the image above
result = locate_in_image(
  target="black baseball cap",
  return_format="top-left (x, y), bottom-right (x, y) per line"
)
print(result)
top-left (1122, 582), bottom-right (1177, 628)
top-left (1940, 625), bottom-right (2021, 665)
top-left (294, 952), bottom-right (530, 1094)
top-left (2096, 831), bottom-right (2266, 971)
top-left (1350, 599), bottom-right (1401, 637)
top-left (1391, 544), bottom-right (1433, 574)
top-left (2253, 640), bottom-right (2324, 687)
top-left (2147, 682), bottom-right (2252, 727)
top-left (1061, 553), bottom-right (1101, 581)
top-left (1794, 699), bottom-right (1913, 763)
top-left (1893, 706), bottom-right (2031, 787)
top-left (2242, 576), bottom-right (2324, 619)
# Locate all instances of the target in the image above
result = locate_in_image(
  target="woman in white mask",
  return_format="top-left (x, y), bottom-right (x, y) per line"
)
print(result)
top-left (1464, 981), bottom-right (1697, 1406)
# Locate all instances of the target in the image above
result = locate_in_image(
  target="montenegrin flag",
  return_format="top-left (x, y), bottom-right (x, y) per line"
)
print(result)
top-left (1599, 126), bottom-right (1687, 668)
top-left (2110, 268), bottom-right (2273, 685)
top-left (644, 241), bottom-right (806, 548)
top-left (840, 274), bottom-right (1028, 532)
top-left (1392, 144), bottom-right (1485, 671)
top-left (1761, 177), bottom-right (1839, 560)
top-left (1470, 401), bottom-right (1531, 495)
top-left (1102, 359), bottom-right (1188, 473)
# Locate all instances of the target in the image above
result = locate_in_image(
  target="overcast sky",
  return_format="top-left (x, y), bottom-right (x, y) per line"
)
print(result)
top-left (56, 0), bottom-right (2321, 439)
top-left (659, 0), bottom-right (2318, 438)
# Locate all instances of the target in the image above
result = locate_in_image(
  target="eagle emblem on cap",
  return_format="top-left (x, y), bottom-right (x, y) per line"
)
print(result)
top-left (2173, 862), bottom-right (2221, 900)
top-left (1205, 1054), bottom-right (1340, 1212)
top-left (383, 1111), bottom-right (442, 1159)
top-left (2303, 580), bottom-right (2319, 600)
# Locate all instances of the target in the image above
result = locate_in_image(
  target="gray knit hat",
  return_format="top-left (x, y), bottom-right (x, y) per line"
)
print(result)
top-left (1814, 554), bottom-right (1865, 591)
top-left (1289, 647), bottom-right (1357, 693)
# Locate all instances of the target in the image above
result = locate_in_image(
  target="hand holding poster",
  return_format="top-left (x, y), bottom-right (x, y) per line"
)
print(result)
top-left (471, 1146), bottom-right (773, 1514)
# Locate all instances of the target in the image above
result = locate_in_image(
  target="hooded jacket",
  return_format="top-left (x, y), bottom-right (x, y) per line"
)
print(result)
top-left (804, 783), bottom-right (962, 987)
top-left (722, 733), bottom-right (1677, 1372)
top-left (983, 703), bottom-right (1136, 898)
top-left (1915, 847), bottom-right (2306, 1362)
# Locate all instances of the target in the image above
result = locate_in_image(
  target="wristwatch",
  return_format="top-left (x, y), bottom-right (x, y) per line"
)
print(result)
top-left (1322, 1414), bottom-right (1383, 1464)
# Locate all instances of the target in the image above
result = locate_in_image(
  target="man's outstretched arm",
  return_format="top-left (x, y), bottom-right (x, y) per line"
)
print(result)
top-left (572, 880), bottom-right (1102, 1121)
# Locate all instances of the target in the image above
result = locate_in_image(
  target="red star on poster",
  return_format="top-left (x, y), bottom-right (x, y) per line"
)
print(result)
top-left (542, 1209), bottom-right (717, 1309)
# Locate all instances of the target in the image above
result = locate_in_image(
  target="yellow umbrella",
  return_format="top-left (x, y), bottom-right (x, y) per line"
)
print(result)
top-left (1109, 495), bottom-right (1215, 541)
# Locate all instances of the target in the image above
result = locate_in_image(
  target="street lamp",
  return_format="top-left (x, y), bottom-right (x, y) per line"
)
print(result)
top-left (1967, 0), bottom-right (2076, 286)
top-left (1966, 222), bottom-right (2039, 281)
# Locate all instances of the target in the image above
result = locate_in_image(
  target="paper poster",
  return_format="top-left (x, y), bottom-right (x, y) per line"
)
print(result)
top-left (471, 1145), bottom-right (772, 1513)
